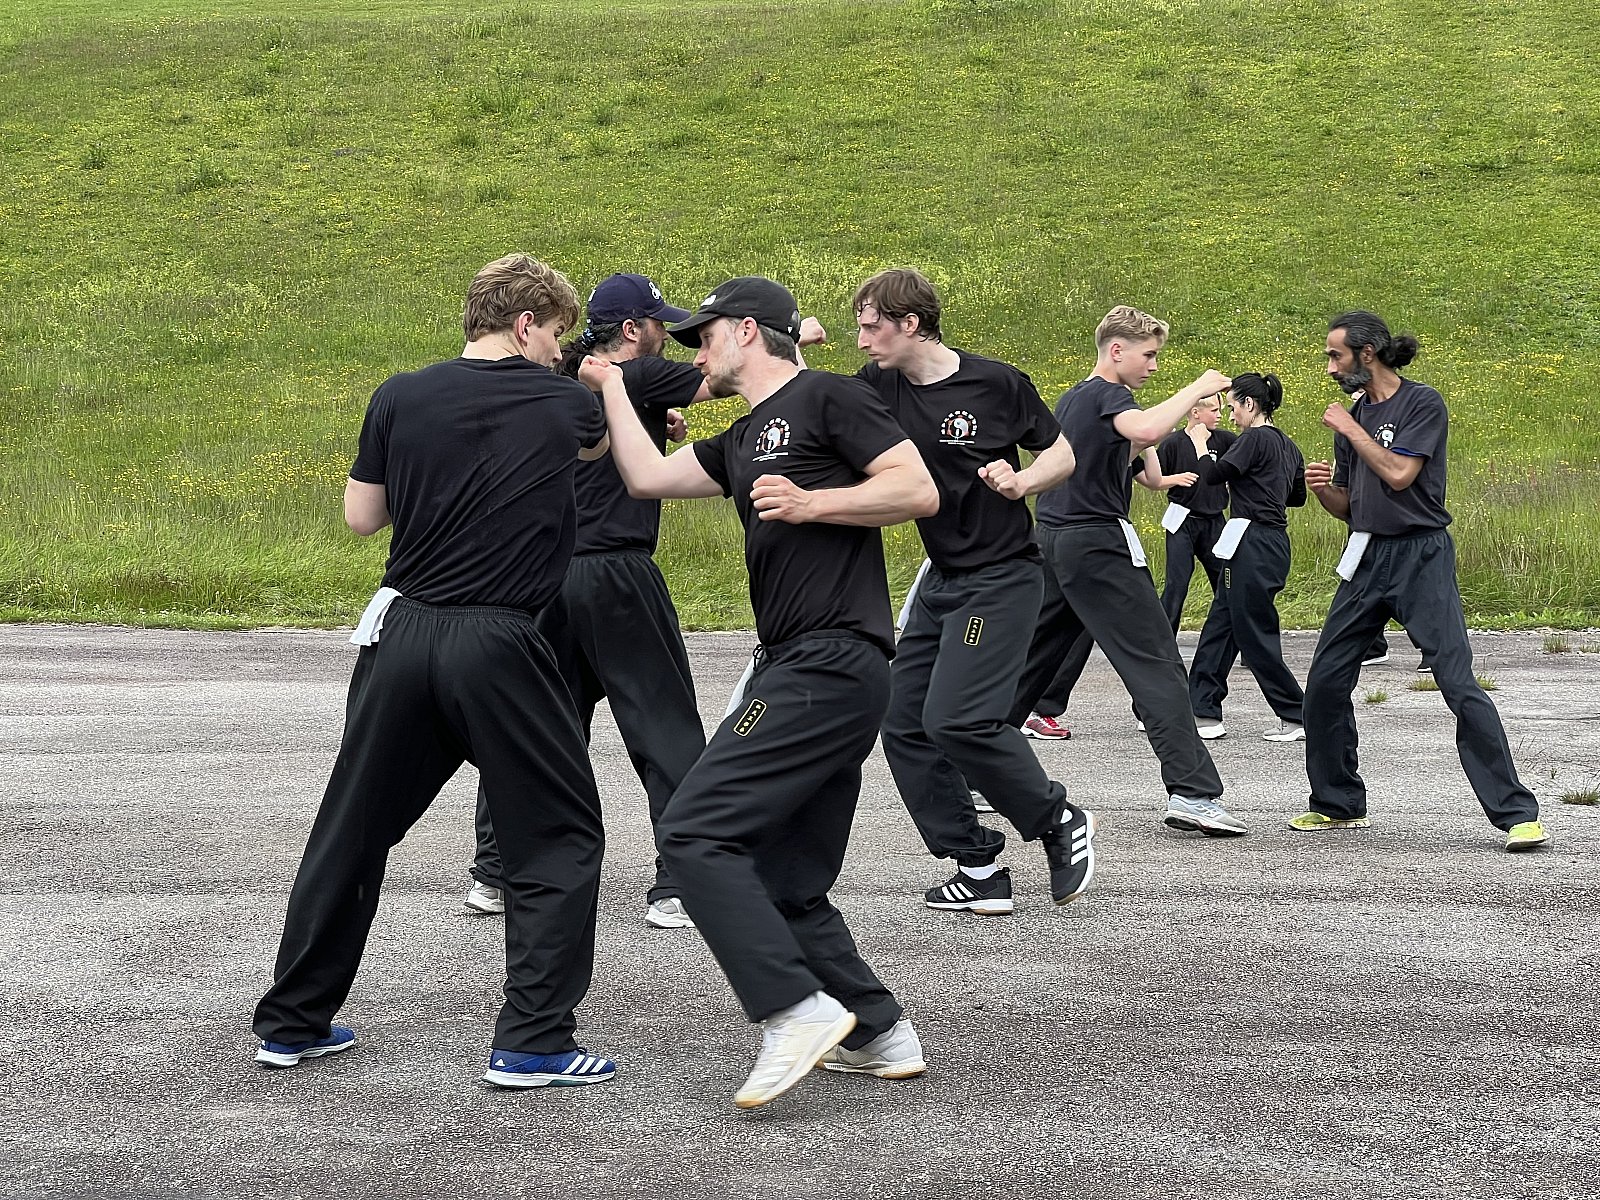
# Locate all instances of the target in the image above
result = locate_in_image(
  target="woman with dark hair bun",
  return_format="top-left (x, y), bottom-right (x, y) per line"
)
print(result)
top-left (1185, 372), bottom-right (1309, 741)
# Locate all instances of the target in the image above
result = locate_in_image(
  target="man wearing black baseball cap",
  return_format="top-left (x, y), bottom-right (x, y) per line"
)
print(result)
top-left (580, 275), bottom-right (939, 1110)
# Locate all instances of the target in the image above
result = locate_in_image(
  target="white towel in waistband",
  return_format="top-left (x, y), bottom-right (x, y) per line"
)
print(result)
top-left (1212, 517), bottom-right (1251, 561)
top-left (1160, 502), bottom-right (1190, 534)
top-left (350, 587), bottom-right (402, 647)
top-left (1117, 519), bottom-right (1148, 568)
top-left (1336, 532), bottom-right (1372, 581)
top-left (723, 653), bottom-right (757, 718)
top-left (897, 558), bottom-right (933, 630)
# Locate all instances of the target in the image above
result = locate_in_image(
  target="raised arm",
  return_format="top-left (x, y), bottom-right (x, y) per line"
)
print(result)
top-left (344, 479), bottom-right (391, 535)
top-left (1320, 403), bottom-right (1426, 491)
top-left (1113, 370), bottom-right (1232, 450)
top-left (978, 433), bottom-right (1076, 500)
top-left (750, 439), bottom-right (939, 528)
top-left (1304, 460), bottom-right (1351, 520)
top-left (581, 357), bottom-right (722, 499)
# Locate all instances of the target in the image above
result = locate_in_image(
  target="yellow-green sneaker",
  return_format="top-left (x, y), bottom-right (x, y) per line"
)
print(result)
top-left (1505, 820), bottom-right (1551, 852)
top-left (1287, 811), bottom-right (1371, 831)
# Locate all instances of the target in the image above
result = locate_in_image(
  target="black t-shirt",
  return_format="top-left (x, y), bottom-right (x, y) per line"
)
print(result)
top-left (575, 356), bottom-right (703, 555)
top-left (1331, 379), bottom-right (1451, 534)
top-left (856, 350), bottom-right (1058, 570)
top-left (349, 356), bottom-right (605, 611)
top-left (1204, 424), bottom-right (1307, 527)
top-left (1035, 376), bottom-right (1142, 527)
top-left (1156, 427), bottom-right (1237, 515)
top-left (691, 370), bottom-right (908, 655)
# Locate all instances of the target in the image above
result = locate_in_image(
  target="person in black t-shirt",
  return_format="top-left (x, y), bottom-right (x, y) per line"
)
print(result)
top-left (253, 254), bottom-right (620, 1090)
top-left (1185, 373), bottom-right (1308, 741)
top-left (586, 276), bottom-right (939, 1110)
top-left (1150, 394), bottom-right (1235, 632)
top-left (464, 274), bottom-right (828, 931)
top-left (850, 268), bottom-right (1094, 917)
top-left (1010, 305), bottom-right (1248, 837)
top-left (1297, 312), bottom-right (1547, 851)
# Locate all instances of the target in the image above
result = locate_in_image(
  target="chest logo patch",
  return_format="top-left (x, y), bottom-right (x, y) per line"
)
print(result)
top-left (1374, 422), bottom-right (1397, 449)
top-left (733, 698), bottom-right (767, 736)
top-left (753, 417), bottom-right (791, 461)
top-left (964, 616), bottom-right (984, 646)
top-left (940, 410), bottom-right (978, 445)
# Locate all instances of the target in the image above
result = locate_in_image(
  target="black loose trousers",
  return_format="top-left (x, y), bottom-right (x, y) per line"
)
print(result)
top-left (1188, 524), bottom-right (1305, 724)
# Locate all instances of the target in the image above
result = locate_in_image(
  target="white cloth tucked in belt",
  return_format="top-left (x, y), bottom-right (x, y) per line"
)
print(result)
top-left (897, 558), bottom-right (933, 629)
top-left (1336, 532), bottom-right (1372, 581)
top-left (350, 587), bottom-right (402, 646)
top-left (1117, 519), bottom-right (1147, 567)
top-left (1160, 502), bottom-right (1190, 534)
top-left (1212, 517), bottom-right (1251, 561)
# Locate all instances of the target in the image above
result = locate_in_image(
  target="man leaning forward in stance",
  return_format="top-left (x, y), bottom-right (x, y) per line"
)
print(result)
top-left (586, 276), bottom-right (939, 1109)
top-left (252, 255), bottom-right (618, 1090)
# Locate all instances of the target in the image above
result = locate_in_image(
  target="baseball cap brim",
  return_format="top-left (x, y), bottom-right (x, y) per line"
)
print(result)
top-left (647, 300), bottom-right (692, 324)
top-left (665, 308), bottom-right (722, 347)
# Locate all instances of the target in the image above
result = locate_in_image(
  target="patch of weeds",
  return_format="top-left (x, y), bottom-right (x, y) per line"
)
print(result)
top-left (447, 127), bottom-right (481, 150)
top-left (1363, 689), bottom-right (1388, 704)
top-left (470, 179), bottom-right (514, 205)
top-left (590, 102), bottom-right (621, 128)
top-left (175, 157), bottom-right (230, 195)
top-left (281, 118), bottom-right (315, 149)
top-left (1543, 633), bottom-right (1570, 653)
top-left (1582, 644), bottom-right (1600, 654)
top-left (79, 146), bottom-right (107, 171)
top-left (1409, 677), bottom-right (1441, 692)
top-left (1559, 788), bottom-right (1600, 806)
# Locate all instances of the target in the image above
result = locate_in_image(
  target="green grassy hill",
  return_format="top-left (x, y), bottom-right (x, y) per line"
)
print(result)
top-left (1, 0), bottom-right (1595, 628)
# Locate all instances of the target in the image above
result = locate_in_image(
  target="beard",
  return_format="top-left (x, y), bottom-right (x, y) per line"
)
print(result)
top-left (1331, 362), bottom-right (1373, 395)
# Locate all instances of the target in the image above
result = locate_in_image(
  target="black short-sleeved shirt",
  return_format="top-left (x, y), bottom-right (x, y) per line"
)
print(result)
top-left (1035, 376), bottom-right (1142, 527)
top-left (1331, 379), bottom-right (1451, 534)
top-left (575, 356), bottom-right (703, 555)
top-left (1207, 425), bottom-right (1306, 527)
top-left (691, 370), bottom-right (908, 655)
top-left (349, 356), bottom-right (605, 611)
top-left (1156, 427), bottom-right (1237, 515)
top-left (856, 351), bottom-right (1059, 570)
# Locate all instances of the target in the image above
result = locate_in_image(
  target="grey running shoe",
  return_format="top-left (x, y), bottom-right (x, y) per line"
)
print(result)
top-left (1262, 720), bottom-right (1306, 742)
top-left (645, 897), bottom-right (695, 929)
top-left (818, 1018), bottom-right (926, 1079)
top-left (734, 992), bottom-right (855, 1109)
top-left (1196, 719), bottom-right (1227, 740)
top-left (1164, 795), bottom-right (1248, 837)
top-left (462, 882), bottom-right (505, 915)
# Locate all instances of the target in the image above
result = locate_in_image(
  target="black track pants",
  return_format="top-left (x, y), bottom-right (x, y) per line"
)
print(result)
top-left (1161, 512), bottom-right (1226, 632)
top-left (654, 632), bottom-right (903, 1048)
top-left (473, 550), bottom-right (704, 902)
top-left (1012, 524), bottom-right (1225, 801)
top-left (254, 599), bottom-right (604, 1053)
top-left (1188, 524), bottom-right (1304, 724)
top-left (881, 558), bottom-right (1067, 867)
top-left (1303, 530), bottom-right (1537, 829)
top-left (1030, 629), bottom-right (1094, 719)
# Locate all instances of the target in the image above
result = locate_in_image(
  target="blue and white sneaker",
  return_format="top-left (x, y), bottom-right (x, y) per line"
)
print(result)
top-left (483, 1047), bottom-right (616, 1089)
top-left (254, 1025), bottom-right (356, 1068)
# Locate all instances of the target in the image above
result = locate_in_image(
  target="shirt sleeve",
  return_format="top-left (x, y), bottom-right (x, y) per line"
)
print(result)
top-left (825, 377), bottom-right (912, 473)
top-left (1331, 402), bottom-right (1359, 488)
top-left (348, 384), bottom-right (391, 484)
top-left (1013, 370), bottom-right (1060, 453)
top-left (692, 431), bottom-right (733, 498)
top-left (572, 387), bottom-right (606, 451)
top-left (1389, 385), bottom-right (1448, 460)
top-left (1097, 382), bottom-right (1141, 420)
top-left (623, 356), bottom-right (704, 411)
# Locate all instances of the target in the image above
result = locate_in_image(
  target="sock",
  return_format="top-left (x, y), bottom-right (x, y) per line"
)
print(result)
top-left (960, 862), bottom-right (1000, 880)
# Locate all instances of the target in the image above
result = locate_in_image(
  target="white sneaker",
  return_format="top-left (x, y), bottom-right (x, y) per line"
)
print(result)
top-left (1262, 720), bottom-right (1306, 742)
top-left (462, 882), bottom-right (505, 915)
top-left (1361, 652), bottom-right (1390, 666)
top-left (1196, 719), bottom-right (1227, 740)
top-left (645, 897), bottom-right (695, 929)
top-left (818, 1018), bottom-right (926, 1079)
top-left (1163, 795), bottom-right (1249, 837)
top-left (734, 992), bottom-right (855, 1109)
top-left (1136, 720), bottom-right (1147, 732)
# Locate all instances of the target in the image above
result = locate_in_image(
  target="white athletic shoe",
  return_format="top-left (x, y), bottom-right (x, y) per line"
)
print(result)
top-left (818, 1018), bottom-right (926, 1078)
top-left (462, 882), bottom-right (505, 915)
top-left (734, 992), bottom-right (855, 1109)
top-left (645, 897), bottom-right (695, 929)
top-left (1361, 651), bottom-right (1390, 666)
top-left (1196, 719), bottom-right (1227, 740)
top-left (1164, 795), bottom-right (1249, 837)
top-left (1262, 720), bottom-right (1306, 742)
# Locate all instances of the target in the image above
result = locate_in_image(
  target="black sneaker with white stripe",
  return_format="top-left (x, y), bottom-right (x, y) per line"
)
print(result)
top-left (1039, 808), bottom-right (1096, 905)
top-left (923, 867), bottom-right (1013, 915)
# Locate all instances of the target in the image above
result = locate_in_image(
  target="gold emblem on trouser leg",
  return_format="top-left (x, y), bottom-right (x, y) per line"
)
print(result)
top-left (964, 617), bottom-right (984, 647)
top-left (734, 698), bottom-right (767, 736)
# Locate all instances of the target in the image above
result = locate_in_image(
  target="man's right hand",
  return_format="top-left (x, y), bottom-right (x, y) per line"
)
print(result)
top-left (1305, 460), bottom-right (1335, 492)
top-left (1192, 369), bottom-right (1231, 397)
top-left (578, 355), bottom-right (622, 391)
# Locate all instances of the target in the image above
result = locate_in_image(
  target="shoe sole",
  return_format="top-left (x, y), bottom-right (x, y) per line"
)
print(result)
top-left (1261, 731), bottom-right (1306, 742)
top-left (1505, 838), bottom-right (1551, 853)
top-left (733, 1012), bottom-right (856, 1109)
top-left (1196, 728), bottom-right (1227, 741)
top-left (1286, 817), bottom-right (1371, 831)
top-left (645, 911), bottom-right (696, 929)
top-left (819, 1057), bottom-right (928, 1079)
top-left (1021, 727), bottom-right (1070, 740)
top-left (1052, 812), bottom-right (1097, 905)
top-left (254, 1038), bottom-right (355, 1068)
top-left (483, 1068), bottom-right (616, 1088)
top-left (1361, 655), bottom-right (1390, 665)
top-left (924, 899), bottom-right (1014, 915)
top-left (463, 900), bottom-right (506, 916)
top-left (1163, 813), bottom-right (1248, 837)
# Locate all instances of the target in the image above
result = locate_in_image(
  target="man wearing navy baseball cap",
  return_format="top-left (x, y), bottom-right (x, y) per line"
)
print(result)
top-left (463, 271), bottom-right (711, 933)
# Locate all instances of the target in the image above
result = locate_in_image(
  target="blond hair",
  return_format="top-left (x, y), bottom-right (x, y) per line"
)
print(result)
top-left (462, 254), bottom-right (581, 339)
top-left (1094, 305), bottom-right (1169, 352)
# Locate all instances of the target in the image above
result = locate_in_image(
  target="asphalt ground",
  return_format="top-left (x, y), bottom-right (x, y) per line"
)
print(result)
top-left (1, 624), bottom-right (1597, 1200)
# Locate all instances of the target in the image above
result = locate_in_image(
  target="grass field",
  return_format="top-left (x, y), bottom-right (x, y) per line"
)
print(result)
top-left (1, 0), bottom-right (1595, 629)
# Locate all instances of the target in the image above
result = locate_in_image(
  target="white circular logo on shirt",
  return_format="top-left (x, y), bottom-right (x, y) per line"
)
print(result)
top-left (940, 410), bottom-right (978, 445)
top-left (754, 417), bottom-right (791, 461)
top-left (1375, 423), bottom-right (1396, 448)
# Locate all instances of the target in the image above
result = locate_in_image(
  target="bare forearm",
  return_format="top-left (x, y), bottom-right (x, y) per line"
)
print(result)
top-left (806, 466), bottom-right (939, 527)
top-left (1015, 438), bottom-right (1075, 496)
top-left (1346, 429), bottom-right (1423, 490)
top-left (1312, 484), bottom-right (1351, 520)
